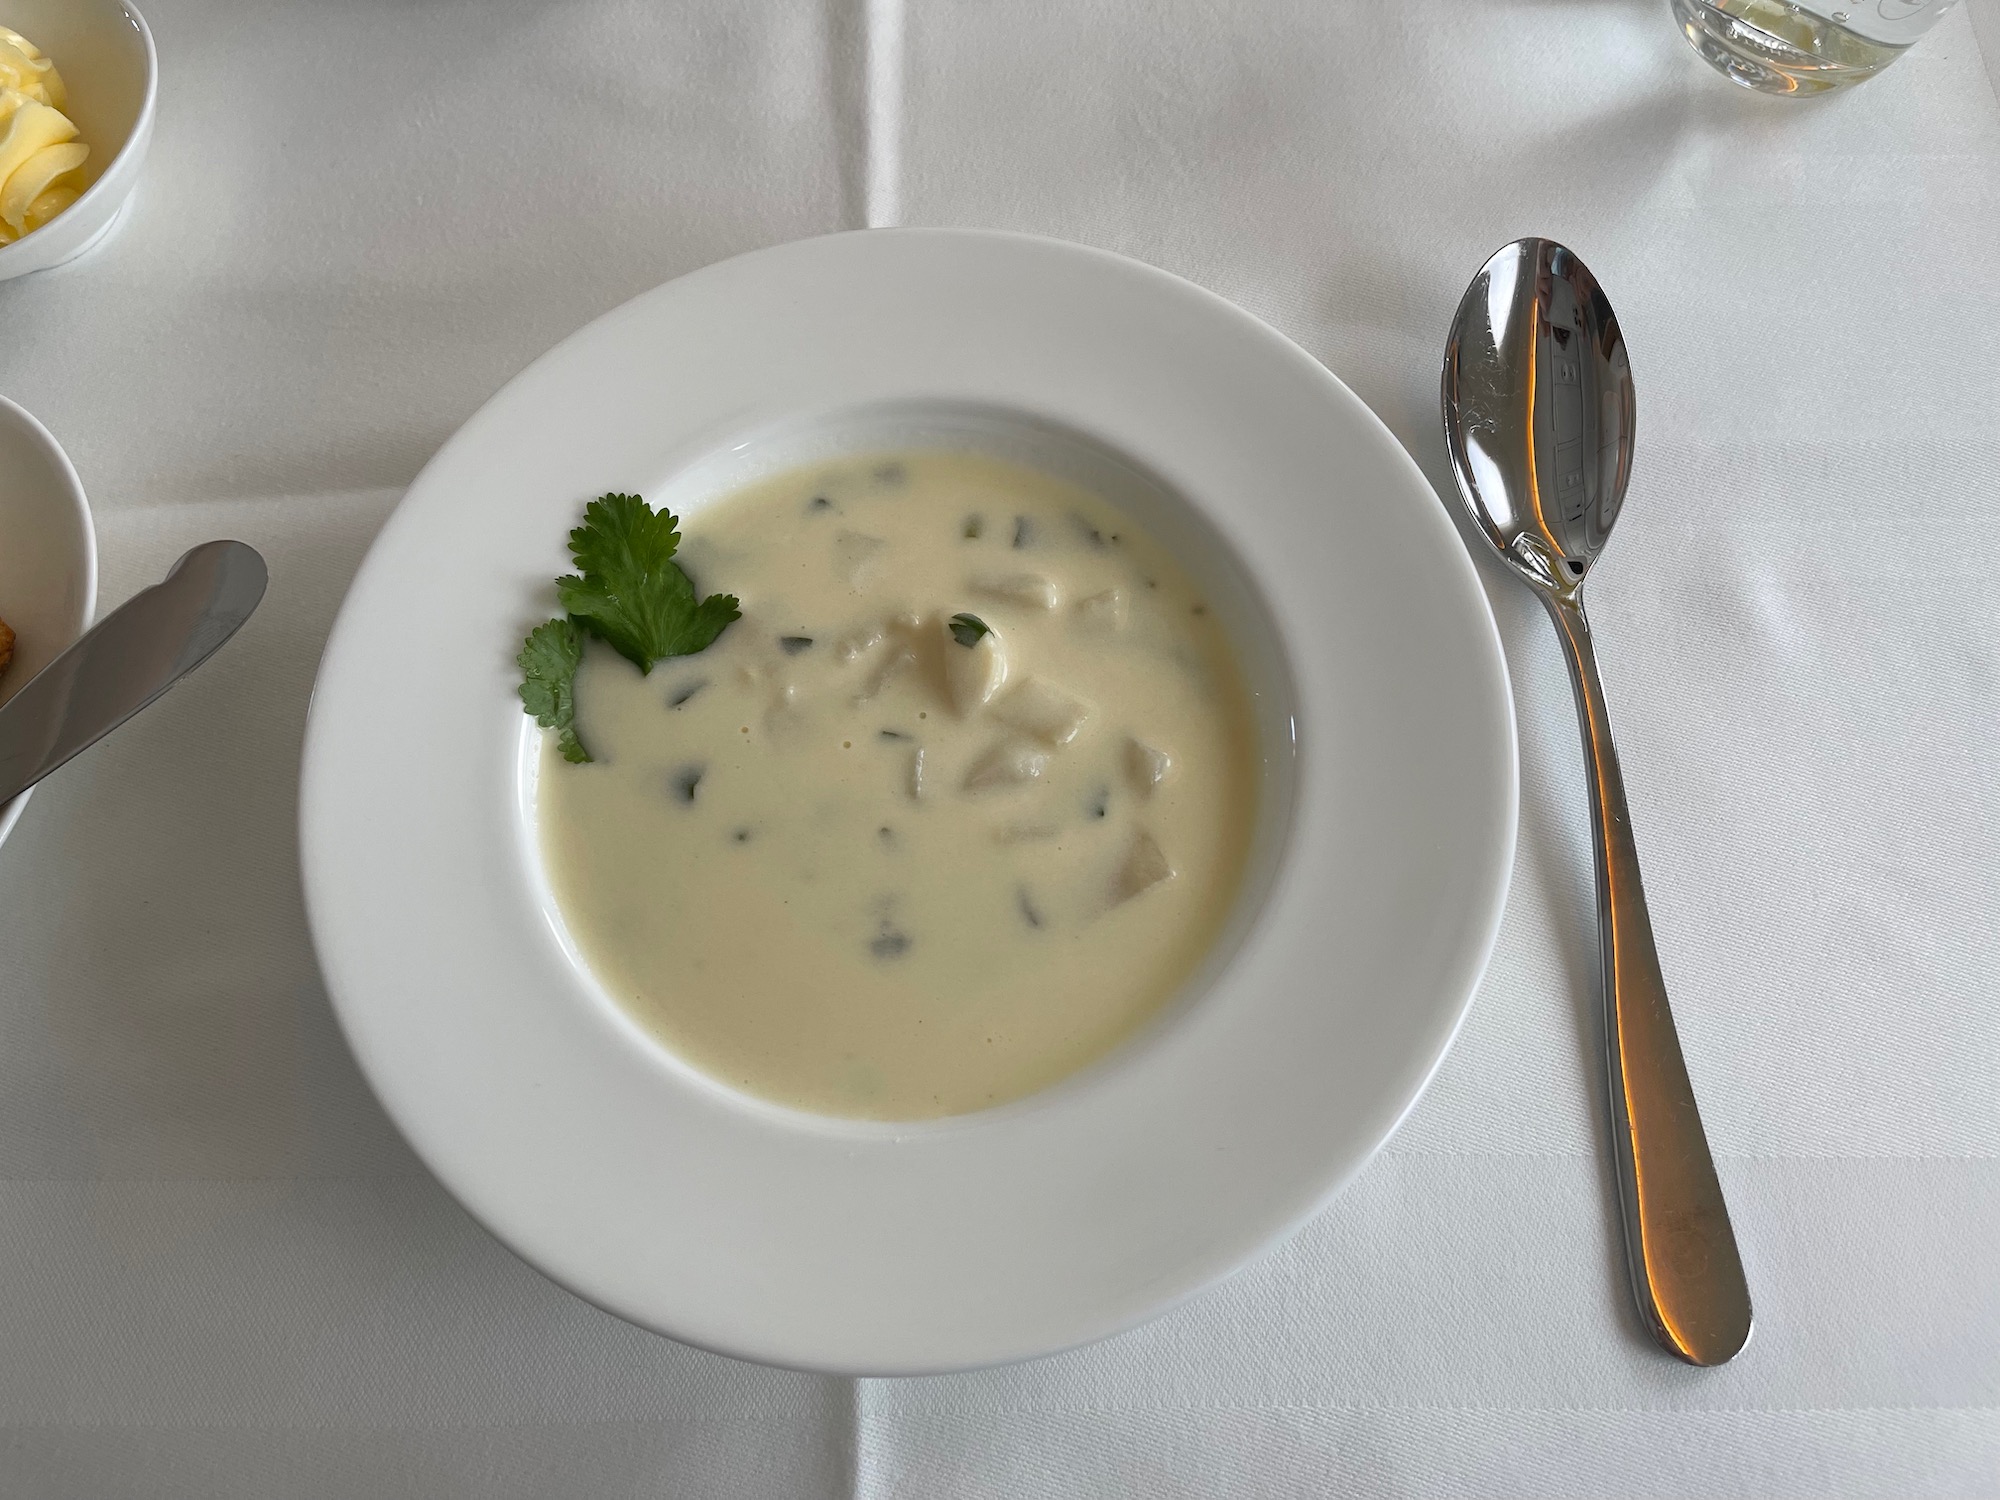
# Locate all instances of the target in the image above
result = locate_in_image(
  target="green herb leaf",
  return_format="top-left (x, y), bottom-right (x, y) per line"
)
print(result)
top-left (948, 612), bottom-right (991, 648)
top-left (555, 493), bottom-right (742, 672)
top-left (563, 491), bottom-right (677, 576)
top-left (518, 617), bottom-right (589, 763)
top-left (519, 492), bottom-right (741, 758)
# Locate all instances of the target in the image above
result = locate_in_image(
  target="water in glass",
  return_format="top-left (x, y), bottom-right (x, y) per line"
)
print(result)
top-left (1671, 0), bottom-right (1960, 93)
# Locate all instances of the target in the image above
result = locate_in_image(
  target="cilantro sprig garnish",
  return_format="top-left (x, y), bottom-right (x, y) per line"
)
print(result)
top-left (556, 494), bottom-right (741, 669)
top-left (518, 493), bottom-right (741, 763)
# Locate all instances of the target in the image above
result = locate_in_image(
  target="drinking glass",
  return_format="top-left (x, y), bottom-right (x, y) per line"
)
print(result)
top-left (1672, 0), bottom-right (1961, 93)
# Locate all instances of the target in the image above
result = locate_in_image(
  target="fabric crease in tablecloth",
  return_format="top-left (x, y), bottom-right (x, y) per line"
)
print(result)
top-left (0, 1), bottom-right (1996, 1495)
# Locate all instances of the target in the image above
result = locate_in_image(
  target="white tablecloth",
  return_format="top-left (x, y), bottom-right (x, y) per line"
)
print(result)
top-left (2, 2), bottom-right (1997, 1495)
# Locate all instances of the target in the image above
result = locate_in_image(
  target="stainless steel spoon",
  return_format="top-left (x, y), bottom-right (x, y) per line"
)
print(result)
top-left (1441, 238), bottom-right (1752, 1366)
top-left (0, 540), bottom-right (268, 805)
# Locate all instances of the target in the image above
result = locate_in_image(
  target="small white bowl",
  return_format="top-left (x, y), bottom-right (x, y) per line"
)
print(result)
top-left (0, 0), bottom-right (155, 282)
top-left (0, 395), bottom-right (98, 849)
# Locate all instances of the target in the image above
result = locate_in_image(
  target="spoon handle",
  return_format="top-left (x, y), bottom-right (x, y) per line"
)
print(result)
top-left (1542, 594), bottom-right (1752, 1366)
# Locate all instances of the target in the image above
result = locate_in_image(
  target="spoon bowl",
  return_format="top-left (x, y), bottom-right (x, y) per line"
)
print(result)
top-left (1443, 238), bottom-right (1636, 597)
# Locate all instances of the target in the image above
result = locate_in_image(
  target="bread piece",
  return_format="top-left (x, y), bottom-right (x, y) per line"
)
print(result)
top-left (0, 614), bottom-right (14, 677)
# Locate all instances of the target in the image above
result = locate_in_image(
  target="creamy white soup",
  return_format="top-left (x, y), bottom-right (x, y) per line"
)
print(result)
top-left (537, 448), bottom-right (1259, 1118)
